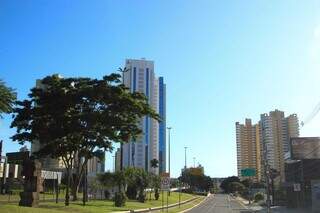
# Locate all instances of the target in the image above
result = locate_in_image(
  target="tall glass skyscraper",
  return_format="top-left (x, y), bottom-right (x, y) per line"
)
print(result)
top-left (158, 77), bottom-right (166, 174)
top-left (121, 58), bottom-right (166, 174)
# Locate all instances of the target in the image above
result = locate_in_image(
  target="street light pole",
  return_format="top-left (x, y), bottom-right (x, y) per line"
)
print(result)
top-left (112, 155), bottom-right (115, 172)
top-left (118, 67), bottom-right (129, 171)
top-left (193, 157), bottom-right (196, 168)
top-left (167, 127), bottom-right (172, 176)
top-left (167, 127), bottom-right (172, 196)
top-left (184, 147), bottom-right (188, 169)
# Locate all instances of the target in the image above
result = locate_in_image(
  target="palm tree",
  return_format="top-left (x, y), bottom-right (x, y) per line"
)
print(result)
top-left (149, 159), bottom-right (160, 200)
top-left (0, 79), bottom-right (15, 117)
top-left (150, 159), bottom-right (159, 171)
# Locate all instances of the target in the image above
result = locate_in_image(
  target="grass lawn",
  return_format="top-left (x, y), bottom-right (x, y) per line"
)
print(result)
top-left (0, 192), bottom-right (79, 202)
top-left (0, 192), bottom-right (195, 213)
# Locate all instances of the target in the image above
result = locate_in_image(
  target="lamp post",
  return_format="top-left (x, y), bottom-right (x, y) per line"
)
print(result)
top-left (167, 127), bottom-right (172, 176)
top-left (184, 147), bottom-right (188, 169)
top-left (193, 157), bottom-right (196, 168)
top-left (167, 127), bottom-right (172, 196)
top-left (118, 67), bottom-right (130, 170)
top-left (112, 155), bottom-right (115, 172)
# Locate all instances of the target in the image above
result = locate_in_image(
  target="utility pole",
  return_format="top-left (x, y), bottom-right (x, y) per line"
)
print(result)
top-left (184, 147), bottom-right (188, 169)
top-left (262, 127), bottom-right (271, 213)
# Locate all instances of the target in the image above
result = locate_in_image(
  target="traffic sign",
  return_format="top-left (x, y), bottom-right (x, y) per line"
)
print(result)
top-left (241, 168), bottom-right (256, 177)
top-left (293, 183), bottom-right (301, 192)
top-left (161, 172), bottom-right (170, 190)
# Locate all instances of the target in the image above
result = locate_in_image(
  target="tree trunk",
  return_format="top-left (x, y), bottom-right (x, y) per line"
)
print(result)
top-left (71, 152), bottom-right (80, 201)
top-left (65, 167), bottom-right (70, 206)
top-left (71, 176), bottom-right (79, 201)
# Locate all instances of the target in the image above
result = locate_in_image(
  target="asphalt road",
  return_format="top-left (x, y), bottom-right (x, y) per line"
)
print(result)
top-left (187, 194), bottom-right (253, 213)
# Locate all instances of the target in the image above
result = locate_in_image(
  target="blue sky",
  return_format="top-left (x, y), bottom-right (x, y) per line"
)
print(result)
top-left (1, 0), bottom-right (320, 177)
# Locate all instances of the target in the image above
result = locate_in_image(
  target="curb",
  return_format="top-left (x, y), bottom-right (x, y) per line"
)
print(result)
top-left (235, 197), bottom-right (249, 209)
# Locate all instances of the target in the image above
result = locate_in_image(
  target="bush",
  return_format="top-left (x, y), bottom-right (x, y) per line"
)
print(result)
top-left (126, 185), bottom-right (137, 199)
top-left (138, 190), bottom-right (146, 203)
top-left (254, 193), bottom-right (264, 202)
top-left (155, 188), bottom-right (160, 200)
top-left (104, 190), bottom-right (110, 200)
top-left (114, 191), bottom-right (127, 207)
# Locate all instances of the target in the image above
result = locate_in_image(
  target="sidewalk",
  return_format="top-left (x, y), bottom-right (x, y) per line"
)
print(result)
top-left (235, 196), bottom-right (264, 211)
top-left (236, 196), bottom-right (312, 213)
top-left (256, 206), bottom-right (312, 213)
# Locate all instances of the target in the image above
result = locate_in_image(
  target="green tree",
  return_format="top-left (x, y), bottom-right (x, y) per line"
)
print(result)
top-left (179, 169), bottom-right (212, 193)
top-left (220, 176), bottom-right (240, 193)
top-left (229, 182), bottom-right (246, 194)
top-left (97, 172), bottom-right (115, 188)
top-left (11, 73), bottom-right (159, 205)
top-left (0, 79), bottom-right (16, 117)
top-left (124, 167), bottom-right (149, 202)
top-left (125, 167), bottom-right (139, 199)
top-left (148, 158), bottom-right (160, 199)
top-left (150, 173), bottom-right (161, 200)
top-left (136, 169), bottom-right (149, 202)
top-left (98, 171), bottom-right (127, 206)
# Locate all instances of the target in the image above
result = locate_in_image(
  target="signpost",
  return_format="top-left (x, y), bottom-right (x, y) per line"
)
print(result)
top-left (241, 168), bottom-right (256, 204)
top-left (293, 183), bottom-right (301, 192)
top-left (161, 173), bottom-right (170, 212)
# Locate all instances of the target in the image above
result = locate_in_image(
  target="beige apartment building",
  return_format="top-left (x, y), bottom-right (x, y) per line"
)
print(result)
top-left (260, 110), bottom-right (299, 183)
top-left (236, 119), bottom-right (261, 182)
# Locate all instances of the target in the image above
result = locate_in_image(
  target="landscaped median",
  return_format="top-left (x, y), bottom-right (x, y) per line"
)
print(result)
top-left (0, 192), bottom-right (205, 213)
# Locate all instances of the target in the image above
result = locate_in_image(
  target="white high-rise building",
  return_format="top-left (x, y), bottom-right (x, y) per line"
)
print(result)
top-left (122, 58), bottom-right (165, 174)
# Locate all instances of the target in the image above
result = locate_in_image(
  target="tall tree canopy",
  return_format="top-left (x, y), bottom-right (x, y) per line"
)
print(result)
top-left (220, 176), bottom-right (241, 193)
top-left (11, 73), bottom-right (160, 205)
top-left (0, 79), bottom-right (16, 117)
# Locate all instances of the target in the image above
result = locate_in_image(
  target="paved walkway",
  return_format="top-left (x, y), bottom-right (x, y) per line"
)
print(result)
top-left (235, 196), bottom-right (312, 213)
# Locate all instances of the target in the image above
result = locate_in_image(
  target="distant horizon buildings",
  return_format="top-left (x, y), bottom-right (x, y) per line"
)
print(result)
top-left (121, 58), bottom-right (166, 174)
top-left (236, 109), bottom-right (300, 183)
